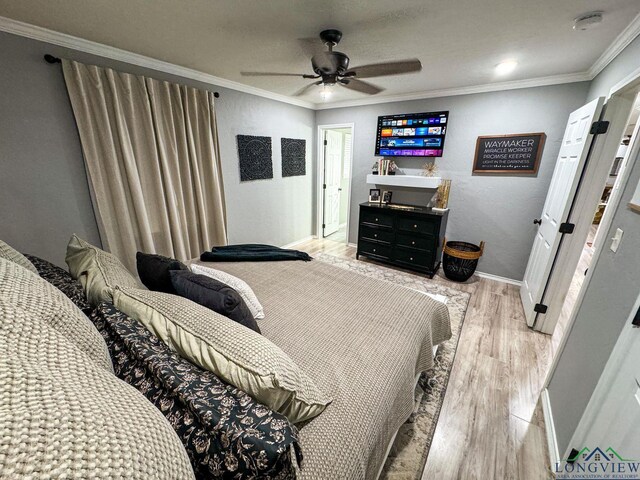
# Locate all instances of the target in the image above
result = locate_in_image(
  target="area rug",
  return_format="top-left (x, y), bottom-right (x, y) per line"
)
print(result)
top-left (316, 254), bottom-right (470, 480)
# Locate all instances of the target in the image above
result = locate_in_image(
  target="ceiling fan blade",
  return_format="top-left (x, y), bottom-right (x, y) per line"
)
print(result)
top-left (293, 80), bottom-right (323, 97)
top-left (241, 71), bottom-right (309, 77)
top-left (340, 78), bottom-right (384, 95)
top-left (346, 59), bottom-right (422, 78)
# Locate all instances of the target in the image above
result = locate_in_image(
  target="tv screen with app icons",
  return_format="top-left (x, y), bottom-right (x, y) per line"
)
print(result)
top-left (375, 111), bottom-right (449, 157)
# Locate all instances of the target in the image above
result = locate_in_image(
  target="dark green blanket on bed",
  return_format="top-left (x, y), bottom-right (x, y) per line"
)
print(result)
top-left (200, 244), bottom-right (312, 262)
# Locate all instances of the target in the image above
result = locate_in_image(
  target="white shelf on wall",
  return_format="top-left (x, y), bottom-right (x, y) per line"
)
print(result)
top-left (366, 174), bottom-right (441, 189)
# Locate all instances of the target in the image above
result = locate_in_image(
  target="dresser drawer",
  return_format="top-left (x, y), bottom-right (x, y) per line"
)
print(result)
top-left (394, 247), bottom-right (433, 267)
top-left (360, 210), bottom-right (394, 228)
top-left (359, 240), bottom-right (391, 259)
top-left (360, 225), bottom-right (394, 244)
top-left (396, 232), bottom-right (434, 251)
top-left (396, 216), bottom-right (437, 234)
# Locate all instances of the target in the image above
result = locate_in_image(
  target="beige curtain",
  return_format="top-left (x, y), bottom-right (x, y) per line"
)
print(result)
top-left (62, 60), bottom-right (227, 271)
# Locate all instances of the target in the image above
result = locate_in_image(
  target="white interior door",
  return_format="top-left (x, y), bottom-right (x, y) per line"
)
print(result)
top-left (520, 97), bottom-right (605, 327)
top-left (323, 130), bottom-right (343, 237)
top-left (567, 295), bottom-right (640, 463)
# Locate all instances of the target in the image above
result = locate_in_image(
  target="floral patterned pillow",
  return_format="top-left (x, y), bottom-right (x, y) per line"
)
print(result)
top-left (90, 302), bottom-right (302, 479)
top-left (25, 254), bottom-right (91, 312)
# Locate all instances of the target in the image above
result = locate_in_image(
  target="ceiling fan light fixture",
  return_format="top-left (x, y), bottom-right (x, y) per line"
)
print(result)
top-left (320, 83), bottom-right (334, 100)
top-left (495, 60), bottom-right (518, 75)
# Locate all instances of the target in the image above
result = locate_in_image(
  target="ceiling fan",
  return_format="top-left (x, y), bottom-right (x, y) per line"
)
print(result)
top-left (241, 29), bottom-right (422, 97)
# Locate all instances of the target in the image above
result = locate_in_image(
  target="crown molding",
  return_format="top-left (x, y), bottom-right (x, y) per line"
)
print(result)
top-left (0, 15), bottom-right (316, 110)
top-left (588, 11), bottom-right (640, 78)
top-left (1, 11), bottom-right (639, 112)
top-left (315, 72), bottom-right (591, 110)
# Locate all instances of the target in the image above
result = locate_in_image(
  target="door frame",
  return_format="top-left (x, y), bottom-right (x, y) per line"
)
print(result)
top-left (533, 77), bottom-right (640, 334)
top-left (542, 67), bottom-right (640, 466)
top-left (316, 123), bottom-right (355, 242)
top-left (565, 291), bottom-right (640, 461)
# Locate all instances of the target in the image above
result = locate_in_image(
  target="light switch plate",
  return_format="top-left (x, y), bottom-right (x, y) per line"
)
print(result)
top-left (610, 228), bottom-right (623, 252)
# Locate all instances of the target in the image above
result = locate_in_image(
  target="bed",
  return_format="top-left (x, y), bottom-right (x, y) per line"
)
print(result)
top-left (192, 258), bottom-right (452, 480)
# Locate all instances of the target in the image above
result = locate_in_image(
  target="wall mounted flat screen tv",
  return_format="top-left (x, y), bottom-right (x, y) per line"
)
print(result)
top-left (375, 111), bottom-right (449, 157)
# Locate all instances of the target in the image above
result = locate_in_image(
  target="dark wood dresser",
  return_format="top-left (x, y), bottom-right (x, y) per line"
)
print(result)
top-left (356, 202), bottom-right (448, 277)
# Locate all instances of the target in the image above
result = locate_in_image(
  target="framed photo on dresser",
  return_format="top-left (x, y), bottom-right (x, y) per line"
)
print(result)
top-left (369, 188), bottom-right (381, 203)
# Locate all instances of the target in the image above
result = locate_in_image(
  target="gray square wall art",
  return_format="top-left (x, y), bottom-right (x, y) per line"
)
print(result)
top-left (281, 138), bottom-right (306, 177)
top-left (237, 135), bottom-right (273, 181)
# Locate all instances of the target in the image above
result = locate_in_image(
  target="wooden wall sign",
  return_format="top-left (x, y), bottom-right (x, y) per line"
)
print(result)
top-left (473, 133), bottom-right (546, 174)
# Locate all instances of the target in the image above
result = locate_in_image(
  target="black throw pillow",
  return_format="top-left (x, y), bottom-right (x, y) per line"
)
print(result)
top-left (170, 270), bottom-right (260, 334)
top-left (136, 252), bottom-right (188, 294)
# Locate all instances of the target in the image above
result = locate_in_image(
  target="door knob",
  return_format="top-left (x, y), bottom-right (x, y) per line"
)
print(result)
top-left (533, 218), bottom-right (542, 225)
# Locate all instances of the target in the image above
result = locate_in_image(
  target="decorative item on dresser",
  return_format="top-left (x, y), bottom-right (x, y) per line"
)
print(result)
top-left (356, 202), bottom-right (448, 278)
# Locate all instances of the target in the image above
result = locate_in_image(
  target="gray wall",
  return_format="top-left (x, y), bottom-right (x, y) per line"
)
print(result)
top-left (548, 37), bottom-right (640, 457)
top-left (0, 31), bottom-right (315, 267)
top-left (588, 35), bottom-right (640, 100)
top-left (316, 83), bottom-right (590, 280)
top-left (0, 32), bottom-right (103, 266)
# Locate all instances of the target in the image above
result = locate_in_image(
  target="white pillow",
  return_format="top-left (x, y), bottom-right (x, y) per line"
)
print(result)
top-left (190, 263), bottom-right (265, 319)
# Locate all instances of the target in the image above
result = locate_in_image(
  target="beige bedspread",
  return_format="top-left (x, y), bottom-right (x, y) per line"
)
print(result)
top-left (193, 258), bottom-right (451, 480)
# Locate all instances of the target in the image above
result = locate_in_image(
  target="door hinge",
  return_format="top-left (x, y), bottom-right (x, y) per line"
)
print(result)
top-left (322, 223), bottom-right (325, 229)
top-left (534, 303), bottom-right (548, 314)
top-left (323, 183), bottom-right (326, 189)
top-left (323, 139), bottom-right (328, 146)
top-left (632, 305), bottom-right (640, 328)
top-left (567, 448), bottom-right (581, 464)
top-left (559, 222), bottom-right (575, 234)
top-left (590, 120), bottom-right (609, 135)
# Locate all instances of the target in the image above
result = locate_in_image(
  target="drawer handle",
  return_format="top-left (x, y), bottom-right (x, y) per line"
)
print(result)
top-left (413, 224), bottom-right (417, 228)
top-left (374, 234), bottom-right (378, 238)
top-left (410, 257), bottom-right (414, 261)
top-left (373, 248), bottom-right (376, 252)
top-left (411, 241), bottom-right (415, 245)
top-left (375, 218), bottom-right (379, 222)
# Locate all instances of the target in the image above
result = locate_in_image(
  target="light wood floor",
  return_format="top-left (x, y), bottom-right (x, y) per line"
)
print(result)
top-left (297, 236), bottom-right (567, 480)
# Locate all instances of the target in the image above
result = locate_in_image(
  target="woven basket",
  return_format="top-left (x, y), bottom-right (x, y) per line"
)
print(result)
top-left (442, 238), bottom-right (485, 282)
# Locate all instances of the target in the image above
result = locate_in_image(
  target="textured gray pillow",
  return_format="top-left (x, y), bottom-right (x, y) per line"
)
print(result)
top-left (170, 270), bottom-right (260, 333)
top-left (66, 234), bottom-right (145, 306)
top-left (0, 299), bottom-right (195, 479)
top-left (112, 286), bottom-right (331, 423)
top-left (0, 257), bottom-right (113, 372)
top-left (0, 239), bottom-right (38, 274)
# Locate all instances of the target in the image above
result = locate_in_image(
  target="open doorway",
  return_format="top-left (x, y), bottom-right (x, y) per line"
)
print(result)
top-left (317, 124), bottom-right (354, 244)
top-left (520, 74), bottom-right (640, 340)
top-left (552, 92), bottom-right (640, 347)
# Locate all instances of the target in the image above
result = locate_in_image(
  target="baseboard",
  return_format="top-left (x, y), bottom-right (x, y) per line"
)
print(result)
top-left (541, 388), bottom-right (561, 473)
top-left (281, 235), bottom-right (316, 249)
top-left (347, 246), bottom-right (522, 286)
top-left (475, 270), bottom-right (523, 286)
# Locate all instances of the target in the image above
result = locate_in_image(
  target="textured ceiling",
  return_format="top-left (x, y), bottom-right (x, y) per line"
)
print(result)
top-left (1, 0), bottom-right (639, 106)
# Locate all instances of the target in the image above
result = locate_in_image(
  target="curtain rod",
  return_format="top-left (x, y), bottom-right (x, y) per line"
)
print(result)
top-left (43, 54), bottom-right (220, 98)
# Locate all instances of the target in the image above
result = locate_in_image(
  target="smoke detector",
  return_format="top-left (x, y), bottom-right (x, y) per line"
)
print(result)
top-left (573, 12), bottom-right (603, 31)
